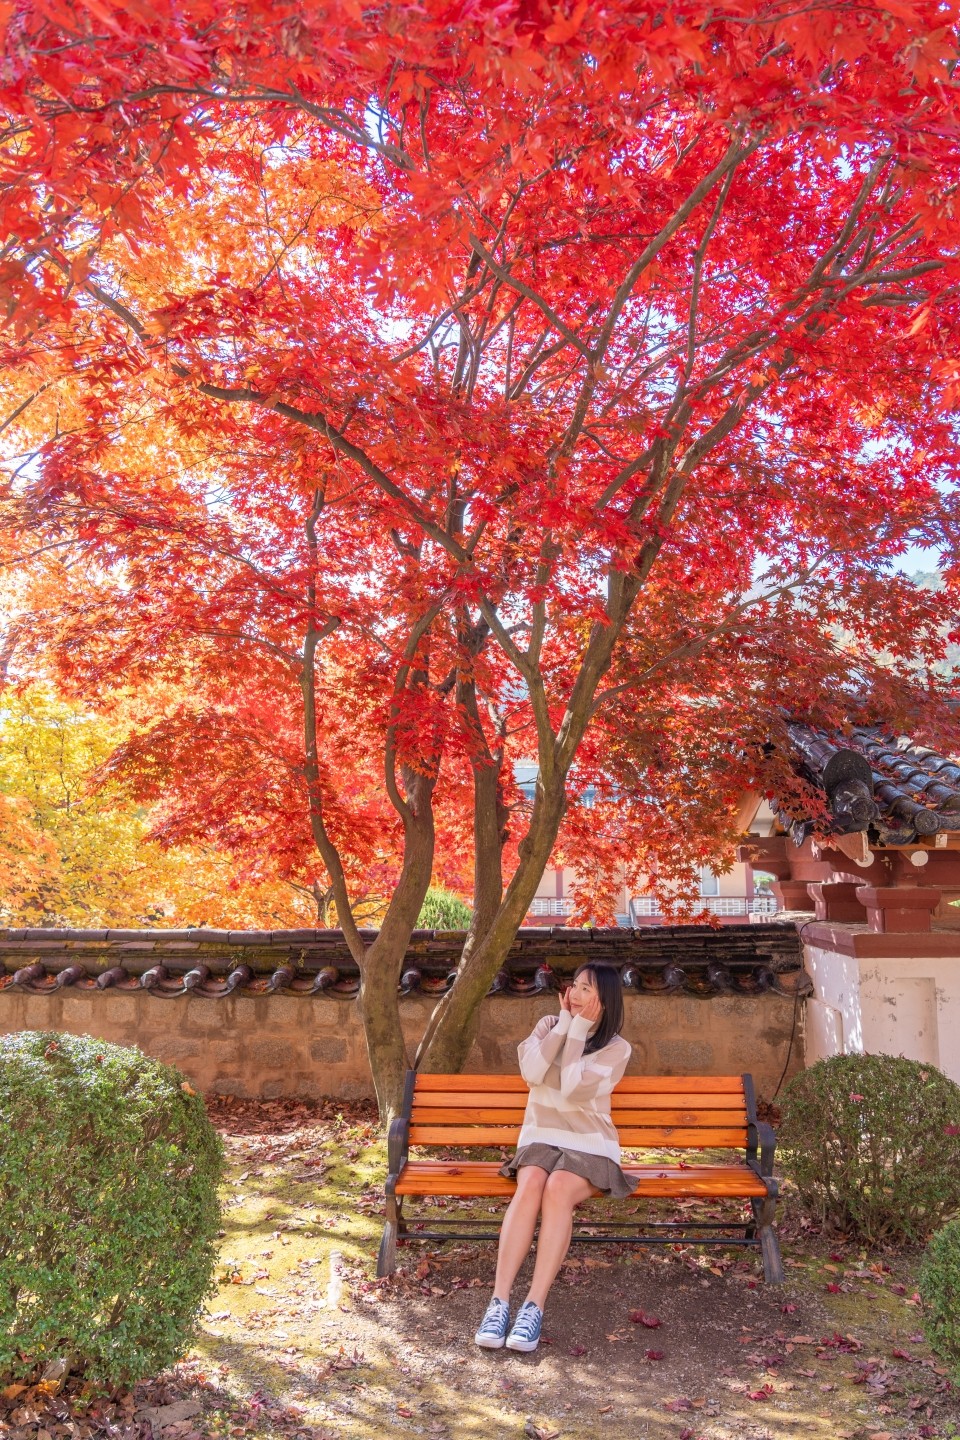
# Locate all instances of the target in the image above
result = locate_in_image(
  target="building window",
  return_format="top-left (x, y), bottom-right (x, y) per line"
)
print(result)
top-left (699, 867), bottom-right (719, 897)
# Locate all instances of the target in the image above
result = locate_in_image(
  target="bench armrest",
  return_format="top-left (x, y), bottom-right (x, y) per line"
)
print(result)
top-left (747, 1119), bottom-right (777, 1178)
top-left (387, 1116), bottom-right (410, 1176)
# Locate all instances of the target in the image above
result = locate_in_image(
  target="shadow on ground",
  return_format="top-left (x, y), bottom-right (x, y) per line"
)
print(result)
top-left (178, 1098), bottom-right (959, 1440)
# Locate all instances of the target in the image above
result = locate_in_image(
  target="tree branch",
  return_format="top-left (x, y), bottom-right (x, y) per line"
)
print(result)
top-left (467, 233), bottom-right (592, 357)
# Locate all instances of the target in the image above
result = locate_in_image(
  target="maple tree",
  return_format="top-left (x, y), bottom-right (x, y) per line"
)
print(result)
top-left (2, 0), bottom-right (960, 1116)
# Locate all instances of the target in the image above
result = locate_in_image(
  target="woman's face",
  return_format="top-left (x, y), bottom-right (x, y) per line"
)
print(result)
top-left (568, 970), bottom-right (601, 1018)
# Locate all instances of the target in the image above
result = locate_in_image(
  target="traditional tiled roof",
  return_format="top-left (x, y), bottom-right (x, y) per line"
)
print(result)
top-left (0, 923), bottom-right (809, 999)
top-left (782, 723), bottom-right (960, 845)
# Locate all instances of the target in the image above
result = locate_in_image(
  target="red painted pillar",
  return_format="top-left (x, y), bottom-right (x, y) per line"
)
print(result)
top-left (855, 885), bottom-right (941, 933)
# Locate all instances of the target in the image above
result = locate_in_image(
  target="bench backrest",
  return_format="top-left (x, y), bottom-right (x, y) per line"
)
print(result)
top-left (407, 1073), bottom-right (755, 1150)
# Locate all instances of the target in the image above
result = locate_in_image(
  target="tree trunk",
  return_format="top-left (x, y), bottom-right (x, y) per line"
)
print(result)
top-left (414, 668), bottom-right (508, 1066)
top-left (418, 583), bottom-right (636, 1074)
top-left (463, 741), bottom-right (508, 958)
top-left (300, 503), bottom-right (440, 1122)
top-left (418, 780), bottom-right (567, 1072)
top-left (356, 950), bottom-right (409, 1124)
top-left (312, 880), bottom-right (335, 926)
top-left (357, 766), bottom-right (437, 1120)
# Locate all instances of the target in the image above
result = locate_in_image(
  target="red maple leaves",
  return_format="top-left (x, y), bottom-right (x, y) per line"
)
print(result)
top-left (2, 0), bottom-right (960, 1109)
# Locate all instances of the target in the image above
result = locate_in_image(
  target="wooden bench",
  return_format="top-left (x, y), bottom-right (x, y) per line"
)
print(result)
top-left (379, 1070), bottom-right (783, 1283)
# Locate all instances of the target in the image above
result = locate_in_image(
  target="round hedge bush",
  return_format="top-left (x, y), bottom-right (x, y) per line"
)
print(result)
top-left (778, 1052), bottom-right (960, 1245)
top-left (919, 1218), bottom-right (960, 1380)
top-left (0, 1031), bottom-right (224, 1386)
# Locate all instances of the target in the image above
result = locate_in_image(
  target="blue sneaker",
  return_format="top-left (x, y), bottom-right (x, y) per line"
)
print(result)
top-left (505, 1299), bottom-right (543, 1352)
top-left (474, 1296), bottom-right (511, 1349)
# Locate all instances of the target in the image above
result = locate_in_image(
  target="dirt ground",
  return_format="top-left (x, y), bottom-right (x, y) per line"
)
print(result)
top-left (3, 1097), bottom-right (958, 1440)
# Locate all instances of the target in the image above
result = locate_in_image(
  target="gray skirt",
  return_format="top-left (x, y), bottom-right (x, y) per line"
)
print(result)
top-left (499, 1143), bottom-right (638, 1199)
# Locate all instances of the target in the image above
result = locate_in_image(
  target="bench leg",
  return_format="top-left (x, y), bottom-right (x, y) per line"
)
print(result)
top-left (752, 1197), bottom-right (784, 1285)
top-left (377, 1193), bottom-right (402, 1278)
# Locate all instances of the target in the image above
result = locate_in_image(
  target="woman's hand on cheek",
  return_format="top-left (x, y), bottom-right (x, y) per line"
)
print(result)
top-left (559, 986), bottom-right (572, 1014)
top-left (580, 991), bottom-right (603, 1023)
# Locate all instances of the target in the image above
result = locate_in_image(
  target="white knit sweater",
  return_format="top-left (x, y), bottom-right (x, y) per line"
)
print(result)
top-left (515, 1011), bottom-right (631, 1162)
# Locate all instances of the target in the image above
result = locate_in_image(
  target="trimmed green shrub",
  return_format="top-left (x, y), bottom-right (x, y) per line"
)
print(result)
top-left (920, 1218), bottom-right (960, 1380)
top-left (417, 887), bottom-right (472, 929)
top-left (778, 1052), bottom-right (960, 1244)
top-left (0, 1031), bottom-right (224, 1386)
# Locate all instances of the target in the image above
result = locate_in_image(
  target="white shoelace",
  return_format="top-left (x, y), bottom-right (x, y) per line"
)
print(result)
top-left (478, 1299), bottom-right (509, 1335)
top-left (510, 1301), bottom-right (541, 1339)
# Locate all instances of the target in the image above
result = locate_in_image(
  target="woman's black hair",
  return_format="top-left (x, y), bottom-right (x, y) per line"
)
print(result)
top-left (573, 961), bottom-right (625, 1054)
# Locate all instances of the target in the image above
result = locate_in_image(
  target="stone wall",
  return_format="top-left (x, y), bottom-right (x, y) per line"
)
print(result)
top-left (0, 987), bottom-right (803, 1101)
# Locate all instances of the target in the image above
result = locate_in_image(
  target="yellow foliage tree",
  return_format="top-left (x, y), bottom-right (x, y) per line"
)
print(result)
top-left (0, 685), bottom-right (317, 928)
top-left (0, 792), bottom-right (60, 921)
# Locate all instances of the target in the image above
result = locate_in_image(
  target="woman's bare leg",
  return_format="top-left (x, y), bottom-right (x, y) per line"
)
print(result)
top-left (525, 1170), bottom-right (593, 1309)
top-left (492, 1166), bottom-right (549, 1301)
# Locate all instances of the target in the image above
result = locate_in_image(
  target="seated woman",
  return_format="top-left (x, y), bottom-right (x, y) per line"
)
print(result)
top-left (474, 960), bottom-right (636, 1352)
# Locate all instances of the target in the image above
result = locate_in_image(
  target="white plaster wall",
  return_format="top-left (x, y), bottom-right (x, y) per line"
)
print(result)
top-left (803, 946), bottom-right (864, 1054)
top-left (857, 968), bottom-right (940, 1069)
top-left (804, 997), bottom-right (844, 1064)
top-left (803, 944), bottom-right (960, 1084)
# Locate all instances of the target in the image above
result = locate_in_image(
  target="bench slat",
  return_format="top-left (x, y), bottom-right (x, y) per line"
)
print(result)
top-left (410, 1107), bottom-right (749, 1127)
top-left (398, 1160), bottom-right (757, 1172)
top-left (409, 1091), bottom-right (749, 1112)
top-left (412, 1074), bottom-right (746, 1094)
top-left (395, 1161), bottom-right (767, 1198)
top-left (408, 1124), bottom-right (749, 1146)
